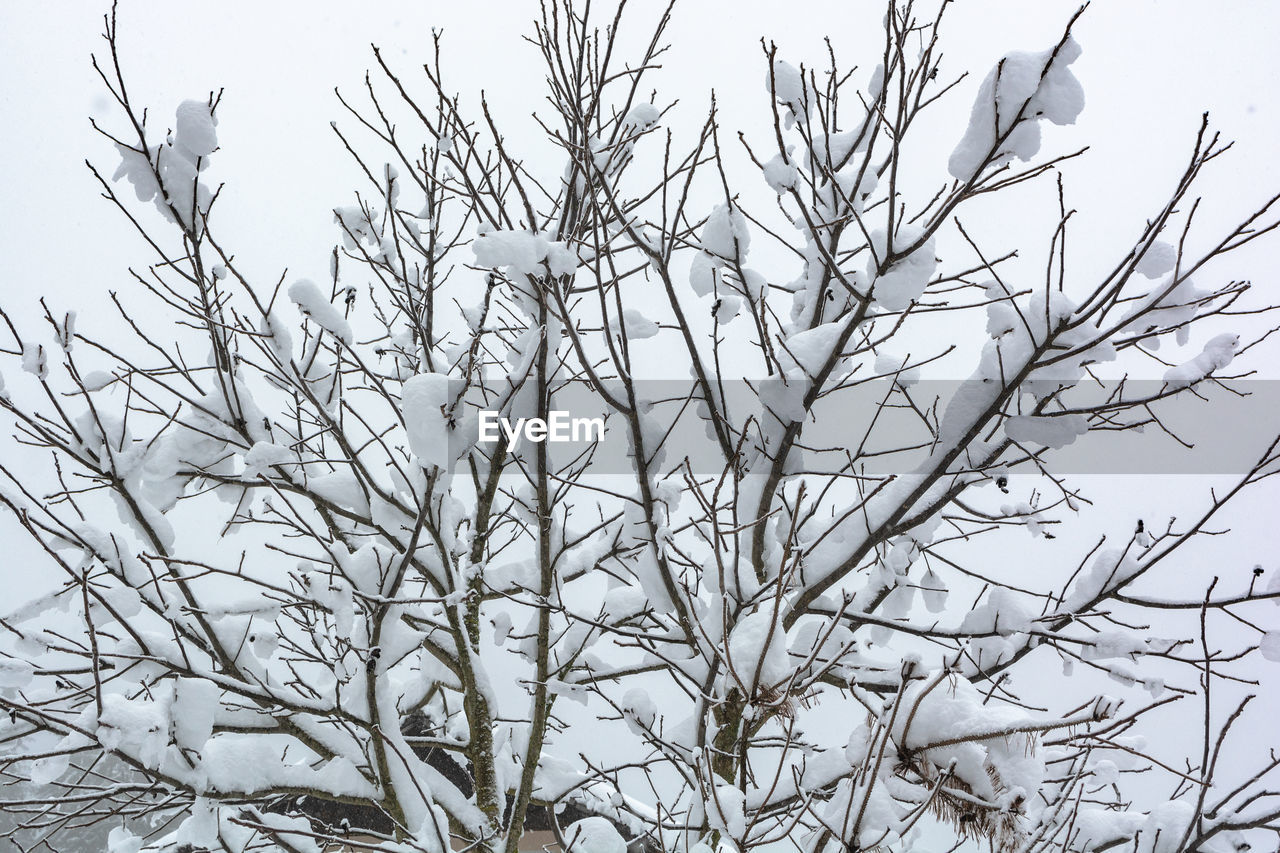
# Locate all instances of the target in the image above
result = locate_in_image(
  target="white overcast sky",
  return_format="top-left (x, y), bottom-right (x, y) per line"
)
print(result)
top-left (2, 0), bottom-right (1279, 324)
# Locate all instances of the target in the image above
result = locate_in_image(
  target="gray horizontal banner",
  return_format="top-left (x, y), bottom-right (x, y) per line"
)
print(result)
top-left (445, 379), bottom-right (1280, 476)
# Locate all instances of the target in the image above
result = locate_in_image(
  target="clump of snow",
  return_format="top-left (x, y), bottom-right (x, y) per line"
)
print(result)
top-left (1135, 800), bottom-right (1194, 853)
top-left (112, 99), bottom-right (219, 229)
top-left (472, 226), bottom-right (550, 275)
top-left (603, 585), bottom-right (647, 622)
top-left (174, 100), bottom-right (218, 158)
top-left (563, 817), bottom-right (626, 853)
top-left (1005, 413), bottom-right (1088, 449)
top-left (779, 320), bottom-right (844, 377)
top-left (21, 343), bottom-right (47, 380)
top-left (764, 151), bottom-right (799, 193)
top-left (53, 311), bottom-right (75, 352)
top-left (1082, 630), bottom-right (1148, 662)
top-left (174, 798), bottom-right (221, 849)
top-left (306, 572), bottom-right (356, 641)
top-left (171, 677), bottom-right (219, 752)
top-left (892, 673), bottom-right (1046, 803)
top-left (0, 657), bottom-right (34, 688)
top-left (30, 752), bottom-right (70, 786)
top-left (768, 58), bottom-right (809, 127)
top-left (101, 585), bottom-right (142, 622)
top-left (113, 143), bottom-right (162, 205)
top-left (1261, 631), bottom-right (1280, 662)
top-left (961, 587), bottom-right (1033, 636)
top-left (610, 308), bottom-right (660, 340)
top-left (624, 102), bottom-right (660, 129)
top-left (687, 204), bottom-right (752, 301)
top-left (844, 723), bottom-right (872, 767)
top-left (758, 374), bottom-right (808, 424)
top-left (701, 203), bottom-right (751, 263)
top-left (402, 372), bottom-right (451, 470)
top-left (82, 370), bottom-right (114, 391)
top-left (289, 279), bottom-right (352, 345)
top-left (875, 352), bottom-right (919, 387)
top-left (620, 687), bottom-right (657, 734)
top-left (107, 826), bottom-right (143, 853)
top-left (96, 694), bottom-right (169, 769)
top-left (709, 784), bottom-right (747, 839)
top-left (1121, 278), bottom-right (1206, 349)
top-left (1163, 332), bottom-right (1238, 388)
top-left (728, 608), bottom-right (788, 686)
top-left (866, 226), bottom-right (937, 311)
top-left (334, 205), bottom-right (376, 250)
top-left (689, 251), bottom-right (718, 297)
top-left (715, 295), bottom-right (741, 324)
top-left (546, 241), bottom-right (580, 277)
top-left (949, 37), bottom-right (1085, 181)
top-left (1064, 549), bottom-right (1141, 611)
top-left (252, 628), bottom-right (279, 660)
top-left (1070, 809), bottom-right (1146, 851)
top-left (242, 441), bottom-right (293, 479)
top-left (310, 468), bottom-right (370, 515)
top-left (1136, 241), bottom-right (1177, 278)
top-left (260, 310), bottom-right (294, 366)
top-left (920, 566), bottom-right (948, 613)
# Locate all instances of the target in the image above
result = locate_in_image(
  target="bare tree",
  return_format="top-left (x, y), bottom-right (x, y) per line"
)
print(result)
top-left (2, 2), bottom-right (1279, 852)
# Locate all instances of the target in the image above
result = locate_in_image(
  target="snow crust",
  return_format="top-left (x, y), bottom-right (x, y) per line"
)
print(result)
top-left (288, 279), bottom-right (352, 345)
top-left (949, 37), bottom-right (1084, 181)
